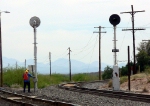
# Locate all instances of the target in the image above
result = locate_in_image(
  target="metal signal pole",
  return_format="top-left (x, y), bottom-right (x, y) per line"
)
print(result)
top-left (49, 52), bottom-right (51, 76)
top-left (121, 5), bottom-right (145, 74)
top-left (93, 26), bottom-right (106, 80)
top-left (109, 14), bottom-right (121, 90)
top-left (34, 26), bottom-right (38, 90)
top-left (113, 26), bottom-right (117, 65)
top-left (29, 16), bottom-right (41, 91)
top-left (68, 47), bottom-right (72, 81)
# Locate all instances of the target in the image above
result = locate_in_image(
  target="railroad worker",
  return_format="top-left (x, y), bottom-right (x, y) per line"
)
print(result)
top-left (23, 69), bottom-right (35, 93)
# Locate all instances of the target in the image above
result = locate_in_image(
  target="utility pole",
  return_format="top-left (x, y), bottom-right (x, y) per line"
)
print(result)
top-left (121, 5), bottom-right (145, 74)
top-left (25, 59), bottom-right (26, 69)
top-left (128, 46), bottom-right (131, 91)
top-left (16, 61), bottom-right (17, 70)
top-left (49, 52), bottom-right (51, 76)
top-left (0, 10), bottom-right (10, 87)
top-left (68, 47), bottom-right (72, 81)
top-left (93, 26), bottom-right (106, 80)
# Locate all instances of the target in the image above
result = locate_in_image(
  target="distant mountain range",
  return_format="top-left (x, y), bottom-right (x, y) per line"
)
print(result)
top-left (3, 57), bottom-right (126, 74)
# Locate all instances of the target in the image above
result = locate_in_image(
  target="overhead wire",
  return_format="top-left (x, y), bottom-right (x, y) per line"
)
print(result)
top-left (103, 27), bottom-right (150, 28)
top-left (76, 35), bottom-right (98, 61)
top-left (72, 33), bottom-right (99, 56)
top-left (136, 31), bottom-right (145, 41)
top-left (138, 23), bottom-right (150, 27)
top-left (117, 17), bottom-right (131, 61)
top-left (86, 34), bottom-right (99, 73)
top-left (72, 34), bottom-right (98, 55)
top-left (73, 33), bottom-right (95, 51)
top-left (52, 49), bottom-right (68, 59)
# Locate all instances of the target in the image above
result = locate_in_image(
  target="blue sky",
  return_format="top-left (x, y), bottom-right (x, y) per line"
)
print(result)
top-left (0, 0), bottom-right (150, 66)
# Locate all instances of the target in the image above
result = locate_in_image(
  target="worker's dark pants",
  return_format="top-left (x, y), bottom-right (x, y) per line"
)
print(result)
top-left (23, 81), bottom-right (30, 92)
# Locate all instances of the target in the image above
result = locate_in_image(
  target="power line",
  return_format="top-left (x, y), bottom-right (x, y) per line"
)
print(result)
top-left (76, 35), bottom-right (98, 61)
top-left (118, 17), bottom-right (131, 60)
top-left (73, 35), bottom-right (98, 55)
top-left (73, 33), bottom-right (95, 51)
top-left (101, 27), bottom-right (150, 28)
top-left (86, 35), bottom-right (99, 74)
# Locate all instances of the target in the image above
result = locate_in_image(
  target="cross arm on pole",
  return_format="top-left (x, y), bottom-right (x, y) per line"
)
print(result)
top-left (122, 28), bottom-right (145, 31)
top-left (94, 27), bottom-right (105, 28)
top-left (142, 40), bottom-right (150, 41)
top-left (120, 10), bottom-right (145, 14)
top-left (93, 31), bottom-right (106, 33)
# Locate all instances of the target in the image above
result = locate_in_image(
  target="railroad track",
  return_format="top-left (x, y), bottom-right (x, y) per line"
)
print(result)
top-left (59, 80), bottom-right (150, 103)
top-left (0, 87), bottom-right (79, 106)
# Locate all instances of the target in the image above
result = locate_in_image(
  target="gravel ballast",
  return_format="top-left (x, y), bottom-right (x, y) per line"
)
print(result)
top-left (2, 82), bottom-right (150, 106)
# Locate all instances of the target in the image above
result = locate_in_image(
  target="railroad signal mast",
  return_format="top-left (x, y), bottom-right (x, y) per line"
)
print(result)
top-left (109, 14), bottom-right (121, 90)
top-left (29, 16), bottom-right (41, 91)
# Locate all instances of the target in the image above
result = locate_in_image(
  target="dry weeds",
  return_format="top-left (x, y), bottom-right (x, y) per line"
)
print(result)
top-left (99, 73), bottom-right (150, 95)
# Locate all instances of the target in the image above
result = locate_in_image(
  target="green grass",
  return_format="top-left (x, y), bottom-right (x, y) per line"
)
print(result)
top-left (72, 73), bottom-right (98, 82)
top-left (37, 74), bottom-right (69, 88)
top-left (3, 67), bottom-right (25, 87)
top-left (3, 68), bottom-right (99, 88)
top-left (120, 76), bottom-right (128, 84)
top-left (3, 68), bottom-right (70, 88)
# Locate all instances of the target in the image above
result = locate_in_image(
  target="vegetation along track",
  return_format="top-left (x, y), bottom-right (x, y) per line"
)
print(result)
top-left (59, 80), bottom-right (150, 103)
top-left (0, 87), bottom-right (78, 106)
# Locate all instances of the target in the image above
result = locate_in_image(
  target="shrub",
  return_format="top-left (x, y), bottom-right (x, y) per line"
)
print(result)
top-left (102, 66), bottom-right (113, 80)
top-left (108, 80), bottom-right (112, 88)
top-left (144, 66), bottom-right (150, 74)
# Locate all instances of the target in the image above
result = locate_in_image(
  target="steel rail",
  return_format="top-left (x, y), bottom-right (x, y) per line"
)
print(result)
top-left (59, 81), bottom-right (150, 103)
top-left (0, 88), bottom-right (79, 106)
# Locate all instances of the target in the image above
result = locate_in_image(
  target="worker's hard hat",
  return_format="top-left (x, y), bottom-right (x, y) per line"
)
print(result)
top-left (25, 69), bottom-right (29, 73)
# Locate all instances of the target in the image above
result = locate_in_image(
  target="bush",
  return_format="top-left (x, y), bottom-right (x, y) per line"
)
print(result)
top-left (102, 66), bottom-right (113, 80)
top-left (108, 80), bottom-right (112, 87)
top-left (120, 66), bottom-right (128, 76)
top-left (144, 66), bottom-right (150, 74)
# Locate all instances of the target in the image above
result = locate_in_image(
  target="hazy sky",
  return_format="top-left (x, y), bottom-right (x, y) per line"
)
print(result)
top-left (0, 0), bottom-right (150, 66)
